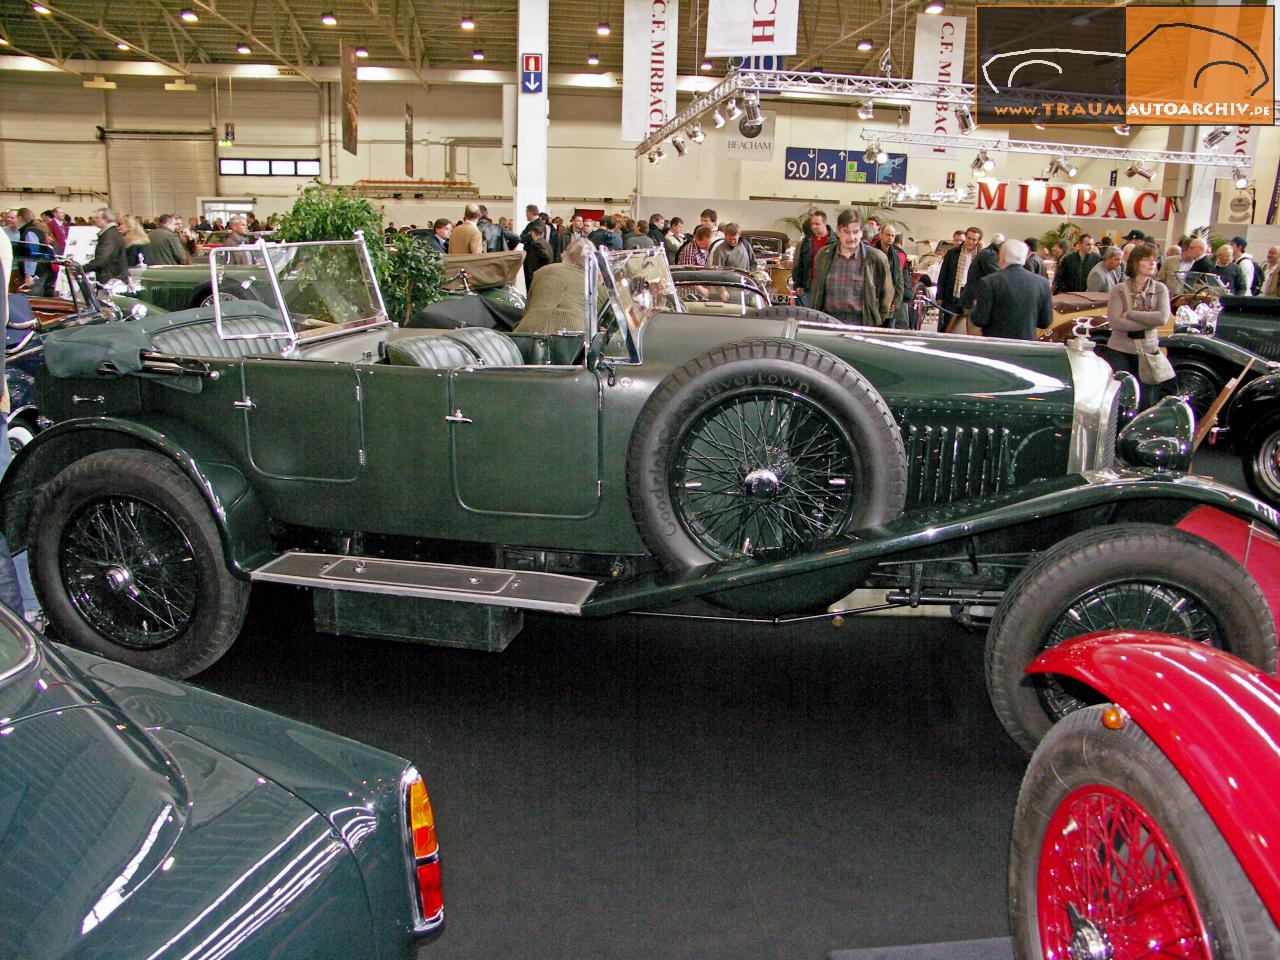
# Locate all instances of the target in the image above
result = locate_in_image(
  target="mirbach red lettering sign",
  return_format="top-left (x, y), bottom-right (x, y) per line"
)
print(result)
top-left (975, 180), bottom-right (1175, 222)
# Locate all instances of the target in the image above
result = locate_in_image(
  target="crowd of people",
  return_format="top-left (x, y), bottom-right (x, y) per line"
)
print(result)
top-left (2, 205), bottom-right (275, 294)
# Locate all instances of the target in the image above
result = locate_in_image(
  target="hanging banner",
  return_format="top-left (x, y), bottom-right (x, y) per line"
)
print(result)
top-left (340, 40), bottom-right (359, 156)
top-left (404, 103), bottom-right (413, 177)
top-left (705, 0), bottom-right (799, 57)
top-left (908, 13), bottom-right (967, 160)
top-left (622, 0), bottom-right (680, 143)
top-left (975, 180), bottom-right (1176, 222)
top-left (726, 110), bottom-right (776, 161)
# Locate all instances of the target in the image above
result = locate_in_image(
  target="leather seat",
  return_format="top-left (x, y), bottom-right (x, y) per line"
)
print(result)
top-left (150, 315), bottom-right (290, 358)
top-left (386, 336), bottom-right (475, 368)
top-left (442, 327), bottom-right (524, 366)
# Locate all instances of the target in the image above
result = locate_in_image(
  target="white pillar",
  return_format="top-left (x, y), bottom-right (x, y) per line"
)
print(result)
top-left (515, 0), bottom-right (549, 224)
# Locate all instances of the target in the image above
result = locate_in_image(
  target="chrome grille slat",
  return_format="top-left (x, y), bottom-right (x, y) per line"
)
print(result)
top-left (904, 421), bottom-right (1015, 509)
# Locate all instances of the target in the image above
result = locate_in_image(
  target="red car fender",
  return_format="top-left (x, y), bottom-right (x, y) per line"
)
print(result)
top-left (1177, 505), bottom-right (1280, 636)
top-left (1029, 632), bottom-right (1280, 926)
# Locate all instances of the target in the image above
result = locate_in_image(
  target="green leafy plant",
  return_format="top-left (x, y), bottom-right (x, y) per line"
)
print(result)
top-left (276, 186), bottom-right (444, 323)
top-left (1039, 221), bottom-right (1082, 253)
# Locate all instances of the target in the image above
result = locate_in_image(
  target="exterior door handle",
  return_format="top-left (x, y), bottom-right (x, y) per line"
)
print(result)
top-left (234, 397), bottom-right (256, 411)
top-left (445, 409), bottom-right (472, 424)
top-left (72, 394), bottom-right (105, 404)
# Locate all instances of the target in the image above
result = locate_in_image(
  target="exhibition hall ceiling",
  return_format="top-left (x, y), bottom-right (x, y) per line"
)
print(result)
top-left (0, 0), bottom-right (1192, 83)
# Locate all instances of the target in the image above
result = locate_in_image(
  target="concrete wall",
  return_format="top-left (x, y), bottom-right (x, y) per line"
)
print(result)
top-left (2, 72), bottom-right (1275, 246)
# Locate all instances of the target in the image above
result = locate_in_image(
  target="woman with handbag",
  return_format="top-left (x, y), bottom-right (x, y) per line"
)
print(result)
top-left (1101, 241), bottom-right (1175, 408)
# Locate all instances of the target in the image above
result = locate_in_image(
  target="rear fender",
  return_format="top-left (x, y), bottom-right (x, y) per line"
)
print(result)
top-left (1177, 505), bottom-right (1280, 633)
top-left (1163, 332), bottom-right (1261, 373)
top-left (0, 418), bottom-right (272, 577)
top-left (1028, 633), bottom-right (1280, 926)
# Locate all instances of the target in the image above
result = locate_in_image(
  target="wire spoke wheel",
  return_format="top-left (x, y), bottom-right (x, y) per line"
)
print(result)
top-left (60, 495), bottom-right (199, 651)
top-left (671, 388), bottom-right (859, 559)
top-left (1037, 580), bottom-right (1222, 722)
top-left (1252, 428), bottom-right (1280, 500)
top-left (1173, 368), bottom-right (1219, 419)
top-left (1037, 784), bottom-right (1212, 960)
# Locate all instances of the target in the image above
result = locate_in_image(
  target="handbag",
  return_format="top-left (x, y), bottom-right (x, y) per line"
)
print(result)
top-left (1136, 342), bottom-right (1176, 385)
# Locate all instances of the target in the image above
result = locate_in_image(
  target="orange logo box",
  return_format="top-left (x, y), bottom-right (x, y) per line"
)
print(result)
top-left (1125, 6), bottom-right (1273, 125)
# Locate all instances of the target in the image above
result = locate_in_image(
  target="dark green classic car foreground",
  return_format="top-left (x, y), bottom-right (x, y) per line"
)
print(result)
top-left (0, 605), bottom-right (443, 959)
top-left (3, 239), bottom-right (1278, 751)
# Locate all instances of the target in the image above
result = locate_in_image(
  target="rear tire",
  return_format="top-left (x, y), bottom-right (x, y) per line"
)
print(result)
top-left (1241, 416), bottom-right (1280, 509)
top-left (1011, 705), bottom-right (1280, 960)
top-left (752, 305), bottom-right (842, 325)
top-left (985, 524), bottom-right (1276, 753)
top-left (28, 449), bottom-right (249, 678)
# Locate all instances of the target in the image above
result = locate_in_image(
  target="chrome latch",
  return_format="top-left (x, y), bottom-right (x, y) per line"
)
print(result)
top-left (445, 409), bottom-right (473, 424)
top-left (233, 396), bottom-right (256, 411)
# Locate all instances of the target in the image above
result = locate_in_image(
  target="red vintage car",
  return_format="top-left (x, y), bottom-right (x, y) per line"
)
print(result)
top-left (1010, 632), bottom-right (1280, 959)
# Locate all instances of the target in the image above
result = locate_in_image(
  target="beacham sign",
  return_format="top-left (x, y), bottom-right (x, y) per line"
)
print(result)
top-left (975, 179), bottom-right (1176, 222)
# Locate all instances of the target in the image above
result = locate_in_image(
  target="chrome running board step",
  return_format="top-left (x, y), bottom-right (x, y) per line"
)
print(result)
top-left (250, 551), bottom-right (598, 615)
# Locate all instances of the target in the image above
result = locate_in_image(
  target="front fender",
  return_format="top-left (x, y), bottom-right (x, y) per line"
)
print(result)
top-left (1229, 370), bottom-right (1280, 446)
top-left (1163, 332), bottom-right (1263, 374)
top-left (1028, 633), bottom-right (1280, 927)
top-left (0, 417), bottom-right (272, 577)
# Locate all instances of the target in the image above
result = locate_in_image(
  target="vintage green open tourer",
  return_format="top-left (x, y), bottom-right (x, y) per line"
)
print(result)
top-left (4, 237), bottom-right (1278, 751)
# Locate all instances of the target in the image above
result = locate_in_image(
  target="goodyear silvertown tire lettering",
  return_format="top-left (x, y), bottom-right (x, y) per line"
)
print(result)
top-left (28, 449), bottom-right (250, 679)
top-left (626, 338), bottom-right (907, 569)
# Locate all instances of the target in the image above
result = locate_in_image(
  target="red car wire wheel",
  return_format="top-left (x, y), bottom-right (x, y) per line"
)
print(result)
top-left (1037, 783), bottom-right (1212, 960)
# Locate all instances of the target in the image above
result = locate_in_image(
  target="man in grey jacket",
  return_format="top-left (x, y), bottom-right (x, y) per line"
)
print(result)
top-left (1086, 247), bottom-right (1124, 292)
top-left (708, 224), bottom-right (756, 272)
top-left (146, 214), bottom-right (190, 265)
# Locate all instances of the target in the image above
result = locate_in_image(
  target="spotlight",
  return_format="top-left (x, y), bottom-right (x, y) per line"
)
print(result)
top-left (671, 135), bottom-right (686, 157)
top-left (699, 59), bottom-right (713, 71)
top-left (1125, 160), bottom-right (1154, 181)
top-left (711, 107), bottom-right (725, 128)
top-left (471, 49), bottom-right (484, 60)
top-left (179, 9), bottom-right (197, 21)
top-left (971, 150), bottom-right (994, 172)
top-left (954, 104), bottom-right (975, 134)
top-left (1032, 123), bottom-right (1046, 131)
top-left (863, 144), bottom-right (878, 164)
top-left (320, 13), bottom-right (337, 26)
top-left (1233, 167), bottom-right (1249, 189)
top-left (725, 97), bottom-right (742, 120)
top-left (1202, 125), bottom-right (1230, 148)
top-left (586, 52), bottom-right (599, 65)
top-left (1065, 159), bottom-right (1078, 177)
top-left (460, 14), bottom-right (475, 30)
top-left (236, 43), bottom-right (251, 54)
top-left (743, 92), bottom-right (762, 123)
top-left (32, 3), bottom-right (52, 13)
top-left (876, 144), bottom-right (888, 164)
top-left (116, 42), bottom-right (130, 51)
top-left (924, 1), bottom-right (945, 13)
top-left (648, 147), bottom-right (666, 164)
top-left (1113, 124), bottom-right (1131, 136)
top-left (1126, 161), bottom-right (1152, 180)
top-left (597, 21), bottom-right (611, 36)
top-left (856, 39), bottom-right (873, 52)
top-left (354, 47), bottom-right (368, 57)
top-left (687, 122), bottom-right (705, 144)
top-left (857, 100), bottom-right (875, 120)
top-left (1046, 156), bottom-right (1077, 178)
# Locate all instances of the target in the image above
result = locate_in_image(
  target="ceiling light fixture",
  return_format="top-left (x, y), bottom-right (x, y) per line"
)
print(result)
top-left (954, 104), bottom-right (975, 134)
top-left (179, 9), bottom-right (197, 21)
top-left (596, 20), bottom-right (611, 36)
top-left (711, 107), bottom-right (726, 128)
top-left (648, 147), bottom-right (666, 164)
top-left (1046, 155), bottom-right (1078, 178)
top-left (1113, 124), bottom-right (1131, 136)
top-left (857, 99), bottom-right (875, 120)
top-left (687, 121), bottom-right (705, 144)
top-left (1032, 123), bottom-right (1046, 131)
top-left (700, 59), bottom-right (713, 71)
top-left (586, 52), bottom-right (599, 65)
top-left (856, 39), bottom-right (873, 51)
top-left (116, 42), bottom-right (130, 51)
top-left (1202, 125), bottom-right (1230, 148)
top-left (320, 12), bottom-right (337, 26)
top-left (32, 4), bottom-right (52, 14)
top-left (864, 142), bottom-right (888, 165)
top-left (471, 49), bottom-right (484, 60)
top-left (460, 14), bottom-right (475, 30)
top-left (236, 43), bottom-right (251, 54)
top-left (1125, 160), bottom-right (1153, 181)
top-left (971, 150), bottom-right (994, 172)
top-left (924, 2), bottom-right (945, 13)
top-left (354, 47), bottom-right (368, 57)
top-left (725, 97), bottom-right (742, 120)
top-left (670, 135), bottom-right (687, 157)
top-left (1233, 167), bottom-right (1249, 189)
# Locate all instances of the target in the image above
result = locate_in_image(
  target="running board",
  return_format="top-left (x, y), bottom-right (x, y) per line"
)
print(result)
top-left (250, 551), bottom-right (598, 615)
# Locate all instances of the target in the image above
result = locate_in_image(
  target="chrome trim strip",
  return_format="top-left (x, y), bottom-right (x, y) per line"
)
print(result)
top-left (0, 605), bottom-right (37, 688)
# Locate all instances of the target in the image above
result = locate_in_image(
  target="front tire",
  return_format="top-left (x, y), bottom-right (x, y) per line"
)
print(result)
top-left (1170, 360), bottom-right (1222, 420)
top-left (1241, 417), bottom-right (1280, 509)
top-left (28, 449), bottom-right (250, 678)
top-left (985, 524), bottom-right (1276, 753)
top-left (1010, 705), bottom-right (1280, 960)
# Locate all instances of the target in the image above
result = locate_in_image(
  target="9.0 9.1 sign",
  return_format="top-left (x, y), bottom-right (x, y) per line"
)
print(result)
top-left (784, 147), bottom-right (908, 185)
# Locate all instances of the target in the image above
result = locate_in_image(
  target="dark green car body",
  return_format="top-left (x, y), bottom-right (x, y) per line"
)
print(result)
top-left (6, 239), bottom-right (1278, 749)
top-left (0, 606), bottom-right (443, 959)
top-left (1165, 293), bottom-right (1280, 416)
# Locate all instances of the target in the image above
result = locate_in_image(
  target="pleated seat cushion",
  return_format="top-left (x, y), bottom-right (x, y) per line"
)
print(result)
top-left (442, 327), bottom-right (524, 366)
top-left (386, 336), bottom-right (476, 368)
top-left (149, 314), bottom-right (290, 358)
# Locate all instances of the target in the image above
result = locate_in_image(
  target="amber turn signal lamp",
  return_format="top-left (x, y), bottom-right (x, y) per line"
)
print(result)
top-left (1101, 705), bottom-right (1128, 730)
top-left (404, 770), bottom-right (444, 929)
top-left (409, 776), bottom-right (438, 858)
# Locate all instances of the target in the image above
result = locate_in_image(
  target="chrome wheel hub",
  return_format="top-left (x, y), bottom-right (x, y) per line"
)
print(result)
top-left (1067, 904), bottom-right (1112, 960)
top-left (743, 467), bottom-right (781, 501)
top-left (104, 564), bottom-right (141, 599)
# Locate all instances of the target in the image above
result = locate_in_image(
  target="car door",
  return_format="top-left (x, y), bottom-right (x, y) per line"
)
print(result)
top-left (447, 366), bottom-right (602, 518)
top-left (240, 358), bottom-right (365, 481)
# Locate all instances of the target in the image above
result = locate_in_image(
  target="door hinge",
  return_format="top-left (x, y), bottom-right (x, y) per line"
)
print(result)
top-left (358, 448), bottom-right (367, 466)
top-left (233, 396), bottom-right (255, 411)
top-left (445, 409), bottom-right (473, 424)
top-left (355, 383), bottom-right (362, 402)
